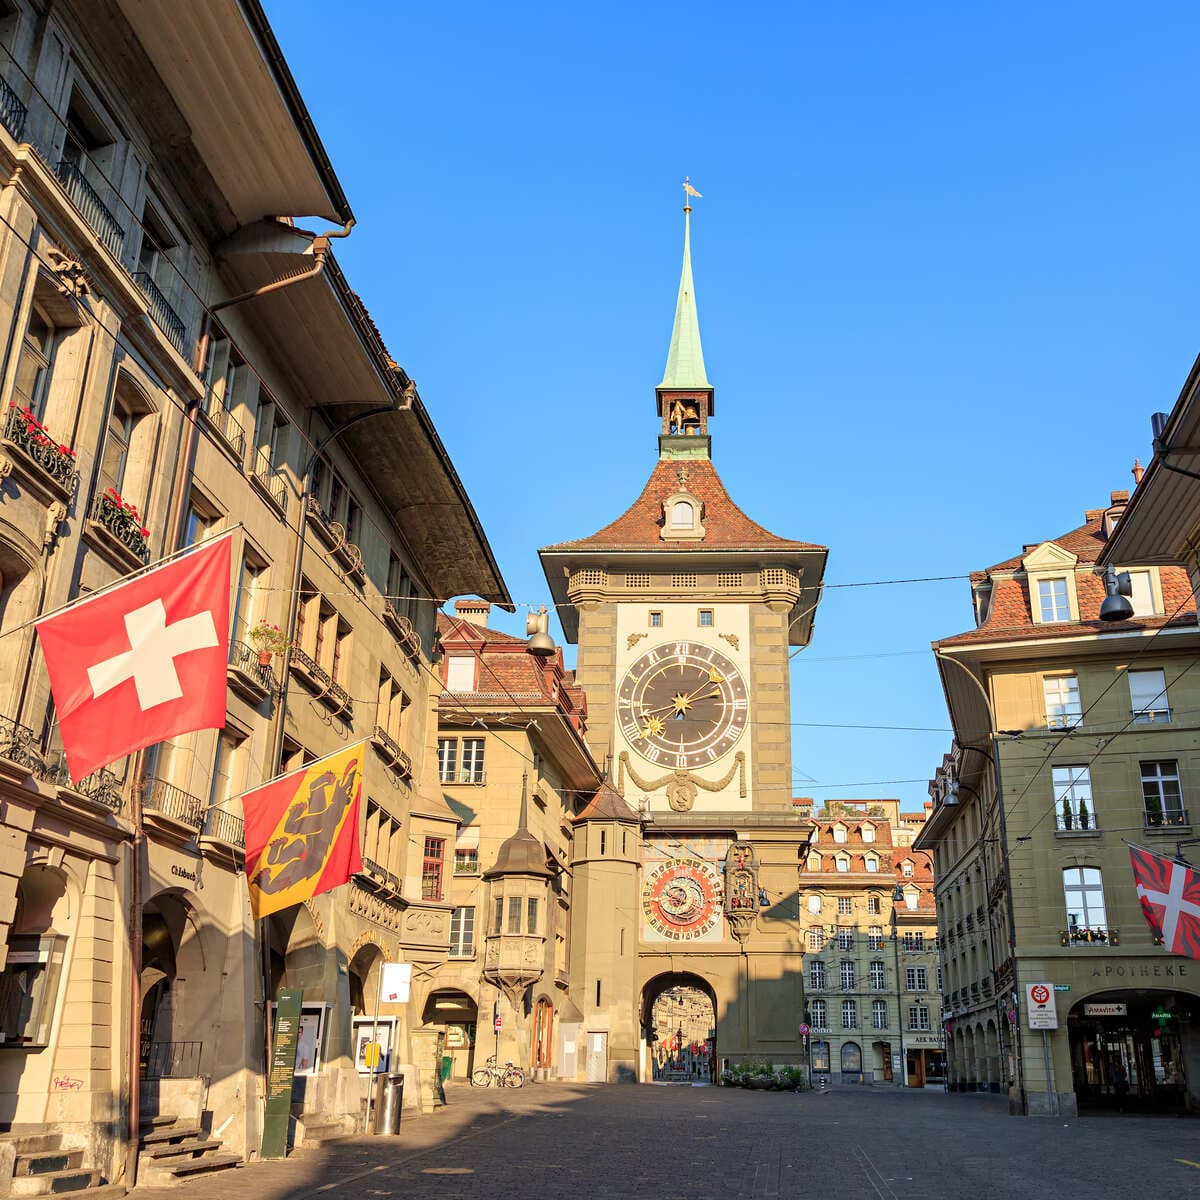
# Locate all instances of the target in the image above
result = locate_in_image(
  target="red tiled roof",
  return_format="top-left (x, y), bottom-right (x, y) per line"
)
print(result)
top-left (939, 509), bottom-right (1198, 647)
top-left (542, 458), bottom-right (824, 552)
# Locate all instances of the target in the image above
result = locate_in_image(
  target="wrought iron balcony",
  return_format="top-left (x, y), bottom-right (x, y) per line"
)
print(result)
top-left (227, 637), bottom-right (274, 699)
top-left (1057, 805), bottom-right (1097, 832)
top-left (133, 272), bottom-right (188, 358)
top-left (370, 725), bottom-right (413, 777)
top-left (206, 806), bottom-right (244, 847)
top-left (47, 759), bottom-right (125, 812)
top-left (1045, 710), bottom-right (1082, 730)
top-left (0, 74), bottom-right (26, 141)
top-left (1059, 925), bottom-right (1119, 946)
top-left (2, 404), bottom-right (78, 494)
top-left (1144, 806), bottom-right (1188, 829)
top-left (90, 492), bottom-right (149, 562)
top-left (143, 778), bottom-right (203, 831)
top-left (0, 714), bottom-right (46, 777)
top-left (249, 447), bottom-right (288, 513)
top-left (55, 160), bottom-right (124, 258)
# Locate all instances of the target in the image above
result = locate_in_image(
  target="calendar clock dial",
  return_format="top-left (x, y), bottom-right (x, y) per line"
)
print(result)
top-left (617, 641), bottom-right (748, 769)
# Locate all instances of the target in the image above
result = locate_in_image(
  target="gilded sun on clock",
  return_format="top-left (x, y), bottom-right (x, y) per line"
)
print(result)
top-left (617, 640), bottom-right (748, 770)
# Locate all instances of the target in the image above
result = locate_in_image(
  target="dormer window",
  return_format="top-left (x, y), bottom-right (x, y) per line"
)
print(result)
top-left (661, 490), bottom-right (704, 541)
top-left (861, 823), bottom-right (875, 844)
top-left (1037, 578), bottom-right (1070, 623)
top-left (445, 655), bottom-right (475, 692)
top-left (832, 824), bottom-right (847, 844)
top-left (1024, 542), bottom-right (1081, 625)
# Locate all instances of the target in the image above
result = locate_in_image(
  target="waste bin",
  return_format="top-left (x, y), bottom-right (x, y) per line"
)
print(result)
top-left (377, 1072), bottom-right (404, 1134)
top-left (440, 1055), bottom-right (453, 1083)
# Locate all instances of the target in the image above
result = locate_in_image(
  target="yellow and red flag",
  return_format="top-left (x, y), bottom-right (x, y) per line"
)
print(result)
top-left (243, 742), bottom-right (365, 918)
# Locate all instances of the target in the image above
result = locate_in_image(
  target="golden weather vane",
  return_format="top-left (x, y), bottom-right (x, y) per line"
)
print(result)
top-left (682, 176), bottom-right (702, 212)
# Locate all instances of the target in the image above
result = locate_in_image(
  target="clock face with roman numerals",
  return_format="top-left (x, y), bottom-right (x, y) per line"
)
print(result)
top-left (618, 641), bottom-right (748, 770)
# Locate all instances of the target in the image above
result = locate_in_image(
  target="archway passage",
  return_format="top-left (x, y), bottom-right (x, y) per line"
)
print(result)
top-left (1068, 988), bottom-right (1196, 1113)
top-left (643, 972), bottom-right (716, 1084)
top-left (421, 989), bottom-right (478, 1081)
top-left (140, 890), bottom-right (206, 1079)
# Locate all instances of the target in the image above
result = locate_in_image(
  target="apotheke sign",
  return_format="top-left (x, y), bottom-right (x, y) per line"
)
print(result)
top-left (1083, 1002), bottom-right (1127, 1017)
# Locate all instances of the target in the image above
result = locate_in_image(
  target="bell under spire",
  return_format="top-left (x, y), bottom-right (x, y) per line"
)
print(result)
top-left (659, 202), bottom-right (710, 390)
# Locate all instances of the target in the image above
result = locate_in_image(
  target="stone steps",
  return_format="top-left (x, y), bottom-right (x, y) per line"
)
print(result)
top-left (14, 1150), bottom-right (85, 1177)
top-left (9, 1167), bottom-right (102, 1196)
top-left (135, 1117), bottom-right (238, 1188)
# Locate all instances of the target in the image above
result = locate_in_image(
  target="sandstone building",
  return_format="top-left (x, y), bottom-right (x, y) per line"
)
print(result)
top-left (918, 487), bottom-right (1200, 1114)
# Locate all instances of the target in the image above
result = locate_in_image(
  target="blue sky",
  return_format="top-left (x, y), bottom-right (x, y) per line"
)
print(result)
top-left (266, 1), bottom-right (1200, 808)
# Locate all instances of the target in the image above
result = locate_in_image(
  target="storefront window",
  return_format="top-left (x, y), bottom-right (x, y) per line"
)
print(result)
top-left (0, 934), bottom-right (68, 1047)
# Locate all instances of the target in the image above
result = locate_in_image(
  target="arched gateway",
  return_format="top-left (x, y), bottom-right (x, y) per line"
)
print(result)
top-left (642, 973), bottom-right (717, 1083)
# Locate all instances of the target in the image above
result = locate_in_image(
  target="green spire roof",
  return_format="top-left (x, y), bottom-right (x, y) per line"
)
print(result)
top-left (659, 209), bottom-right (710, 390)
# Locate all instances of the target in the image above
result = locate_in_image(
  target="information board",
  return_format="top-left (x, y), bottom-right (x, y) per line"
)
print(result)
top-left (1025, 982), bottom-right (1058, 1030)
top-left (261, 987), bottom-right (303, 1158)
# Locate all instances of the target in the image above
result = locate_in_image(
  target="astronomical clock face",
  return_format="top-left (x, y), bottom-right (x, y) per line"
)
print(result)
top-left (642, 857), bottom-right (723, 939)
top-left (618, 640), bottom-right (748, 770)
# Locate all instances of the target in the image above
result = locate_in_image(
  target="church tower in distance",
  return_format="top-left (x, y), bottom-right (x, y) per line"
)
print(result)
top-left (541, 198), bottom-right (828, 1081)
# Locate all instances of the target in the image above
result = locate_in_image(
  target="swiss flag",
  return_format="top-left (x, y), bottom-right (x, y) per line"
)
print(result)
top-left (37, 534), bottom-right (233, 783)
top-left (1130, 844), bottom-right (1200, 960)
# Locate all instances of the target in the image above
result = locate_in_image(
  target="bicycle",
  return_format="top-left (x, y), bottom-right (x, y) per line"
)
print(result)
top-left (470, 1055), bottom-right (525, 1088)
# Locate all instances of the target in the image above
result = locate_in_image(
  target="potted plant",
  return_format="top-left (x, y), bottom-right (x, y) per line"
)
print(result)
top-left (247, 620), bottom-right (289, 664)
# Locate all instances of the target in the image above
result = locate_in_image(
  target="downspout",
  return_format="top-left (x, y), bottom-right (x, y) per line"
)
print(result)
top-left (127, 219), bottom-right (354, 1186)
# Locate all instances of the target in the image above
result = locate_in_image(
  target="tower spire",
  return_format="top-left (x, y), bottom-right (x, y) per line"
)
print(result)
top-left (659, 180), bottom-right (710, 390)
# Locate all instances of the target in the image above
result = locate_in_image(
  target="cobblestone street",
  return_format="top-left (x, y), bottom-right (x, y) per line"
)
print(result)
top-left (134, 1083), bottom-right (1200, 1200)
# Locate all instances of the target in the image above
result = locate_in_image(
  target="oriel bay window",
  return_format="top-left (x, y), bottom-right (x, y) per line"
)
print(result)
top-left (421, 837), bottom-right (445, 901)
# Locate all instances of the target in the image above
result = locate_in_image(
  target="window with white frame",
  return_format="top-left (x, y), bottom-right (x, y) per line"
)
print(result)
top-left (832, 825), bottom-right (847, 843)
top-left (902, 931), bottom-right (925, 951)
top-left (810, 999), bottom-right (827, 1030)
top-left (869, 960), bottom-right (886, 990)
top-left (1062, 866), bottom-right (1108, 933)
top-left (867, 895), bottom-right (881, 915)
top-left (454, 825), bottom-right (480, 875)
top-left (460, 737), bottom-right (485, 783)
top-left (872, 999), bottom-right (888, 1030)
top-left (808, 959), bottom-right (826, 990)
top-left (840, 961), bottom-right (855, 990)
top-left (807, 894), bottom-right (822, 914)
top-left (837, 896), bottom-right (853, 915)
top-left (807, 927), bottom-right (824, 951)
top-left (1129, 669), bottom-right (1169, 723)
top-left (907, 1005), bottom-right (931, 1031)
top-left (861, 823), bottom-right (875, 843)
top-left (836, 856), bottom-right (850, 873)
top-left (1037, 577), bottom-right (1071, 623)
top-left (449, 906), bottom-right (474, 957)
top-left (865, 855), bottom-right (879, 872)
top-left (902, 860), bottom-right (914, 876)
top-left (437, 737), bottom-right (457, 784)
top-left (1043, 674), bottom-right (1082, 728)
top-left (841, 1000), bottom-right (857, 1029)
top-left (868, 926), bottom-right (883, 951)
top-left (904, 888), bottom-right (919, 911)
top-left (905, 966), bottom-right (928, 991)
top-left (837, 927), bottom-right (853, 950)
top-left (1052, 765), bottom-right (1095, 831)
top-left (1140, 760), bottom-right (1185, 827)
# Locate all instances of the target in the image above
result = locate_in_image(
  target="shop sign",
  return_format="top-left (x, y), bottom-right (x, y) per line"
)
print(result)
top-left (1083, 1002), bottom-right (1127, 1017)
top-left (1150, 1008), bottom-right (1172, 1022)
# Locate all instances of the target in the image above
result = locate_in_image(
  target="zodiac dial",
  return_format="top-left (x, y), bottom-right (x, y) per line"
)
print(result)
top-left (617, 640), bottom-right (748, 770)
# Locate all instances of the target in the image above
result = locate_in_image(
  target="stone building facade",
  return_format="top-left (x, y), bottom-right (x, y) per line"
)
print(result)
top-left (798, 802), bottom-right (942, 1087)
top-left (0, 0), bottom-right (506, 1188)
top-left (918, 487), bottom-right (1200, 1115)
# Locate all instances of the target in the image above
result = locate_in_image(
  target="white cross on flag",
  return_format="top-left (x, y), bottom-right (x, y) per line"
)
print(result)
top-left (37, 534), bottom-right (232, 783)
top-left (1130, 844), bottom-right (1200, 960)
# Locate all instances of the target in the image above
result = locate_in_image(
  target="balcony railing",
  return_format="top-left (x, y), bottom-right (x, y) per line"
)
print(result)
top-left (1145, 807), bottom-right (1188, 828)
top-left (1056, 805), bottom-right (1097, 832)
top-left (1045, 710), bottom-right (1082, 730)
top-left (133, 271), bottom-right (188, 358)
top-left (250, 447), bottom-right (288, 513)
top-left (370, 725), bottom-right (413, 777)
top-left (54, 765), bottom-right (124, 812)
top-left (206, 806), bottom-right (244, 848)
top-left (90, 493), bottom-right (150, 562)
top-left (0, 714), bottom-right (46, 777)
top-left (453, 854), bottom-right (479, 875)
top-left (0, 74), bottom-right (26, 141)
top-left (1059, 925), bottom-right (1119, 946)
top-left (143, 778), bottom-right (203, 832)
top-left (55, 159), bottom-right (124, 258)
top-left (1132, 706), bottom-right (1171, 724)
top-left (3, 405), bottom-right (78, 494)
top-left (228, 638), bottom-right (274, 695)
top-left (203, 392), bottom-right (247, 459)
top-left (438, 769), bottom-right (487, 786)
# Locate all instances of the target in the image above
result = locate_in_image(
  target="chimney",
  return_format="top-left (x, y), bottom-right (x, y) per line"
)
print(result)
top-left (1132, 458), bottom-right (1144, 485)
top-left (1110, 489), bottom-right (1129, 505)
top-left (453, 598), bottom-right (491, 627)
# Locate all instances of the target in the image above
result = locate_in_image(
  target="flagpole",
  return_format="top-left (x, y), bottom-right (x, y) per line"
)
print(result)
top-left (2, 525), bottom-right (244, 644)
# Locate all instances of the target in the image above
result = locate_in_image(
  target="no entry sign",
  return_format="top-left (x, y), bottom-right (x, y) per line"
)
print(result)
top-left (1026, 982), bottom-right (1058, 1030)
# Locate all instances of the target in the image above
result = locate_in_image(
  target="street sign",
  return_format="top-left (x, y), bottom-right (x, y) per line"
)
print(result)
top-left (798, 1023), bottom-right (810, 1036)
top-left (1053, 984), bottom-right (1071, 992)
top-left (1026, 982), bottom-right (1058, 1030)
top-left (381, 962), bottom-right (412, 1004)
top-left (494, 1016), bottom-right (502, 1031)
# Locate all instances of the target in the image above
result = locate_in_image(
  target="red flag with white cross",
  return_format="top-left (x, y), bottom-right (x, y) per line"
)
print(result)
top-left (1129, 844), bottom-right (1200, 960)
top-left (36, 534), bottom-right (233, 783)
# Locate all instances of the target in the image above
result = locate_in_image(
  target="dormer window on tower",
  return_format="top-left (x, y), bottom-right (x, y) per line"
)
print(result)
top-left (661, 489), bottom-right (705, 541)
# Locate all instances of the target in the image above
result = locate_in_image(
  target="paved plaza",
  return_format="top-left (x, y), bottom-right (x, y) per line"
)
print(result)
top-left (134, 1083), bottom-right (1199, 1200)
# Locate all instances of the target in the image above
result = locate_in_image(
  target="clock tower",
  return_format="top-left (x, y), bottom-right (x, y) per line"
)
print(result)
top-left (541, 199), bottom-right (828, 1081)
